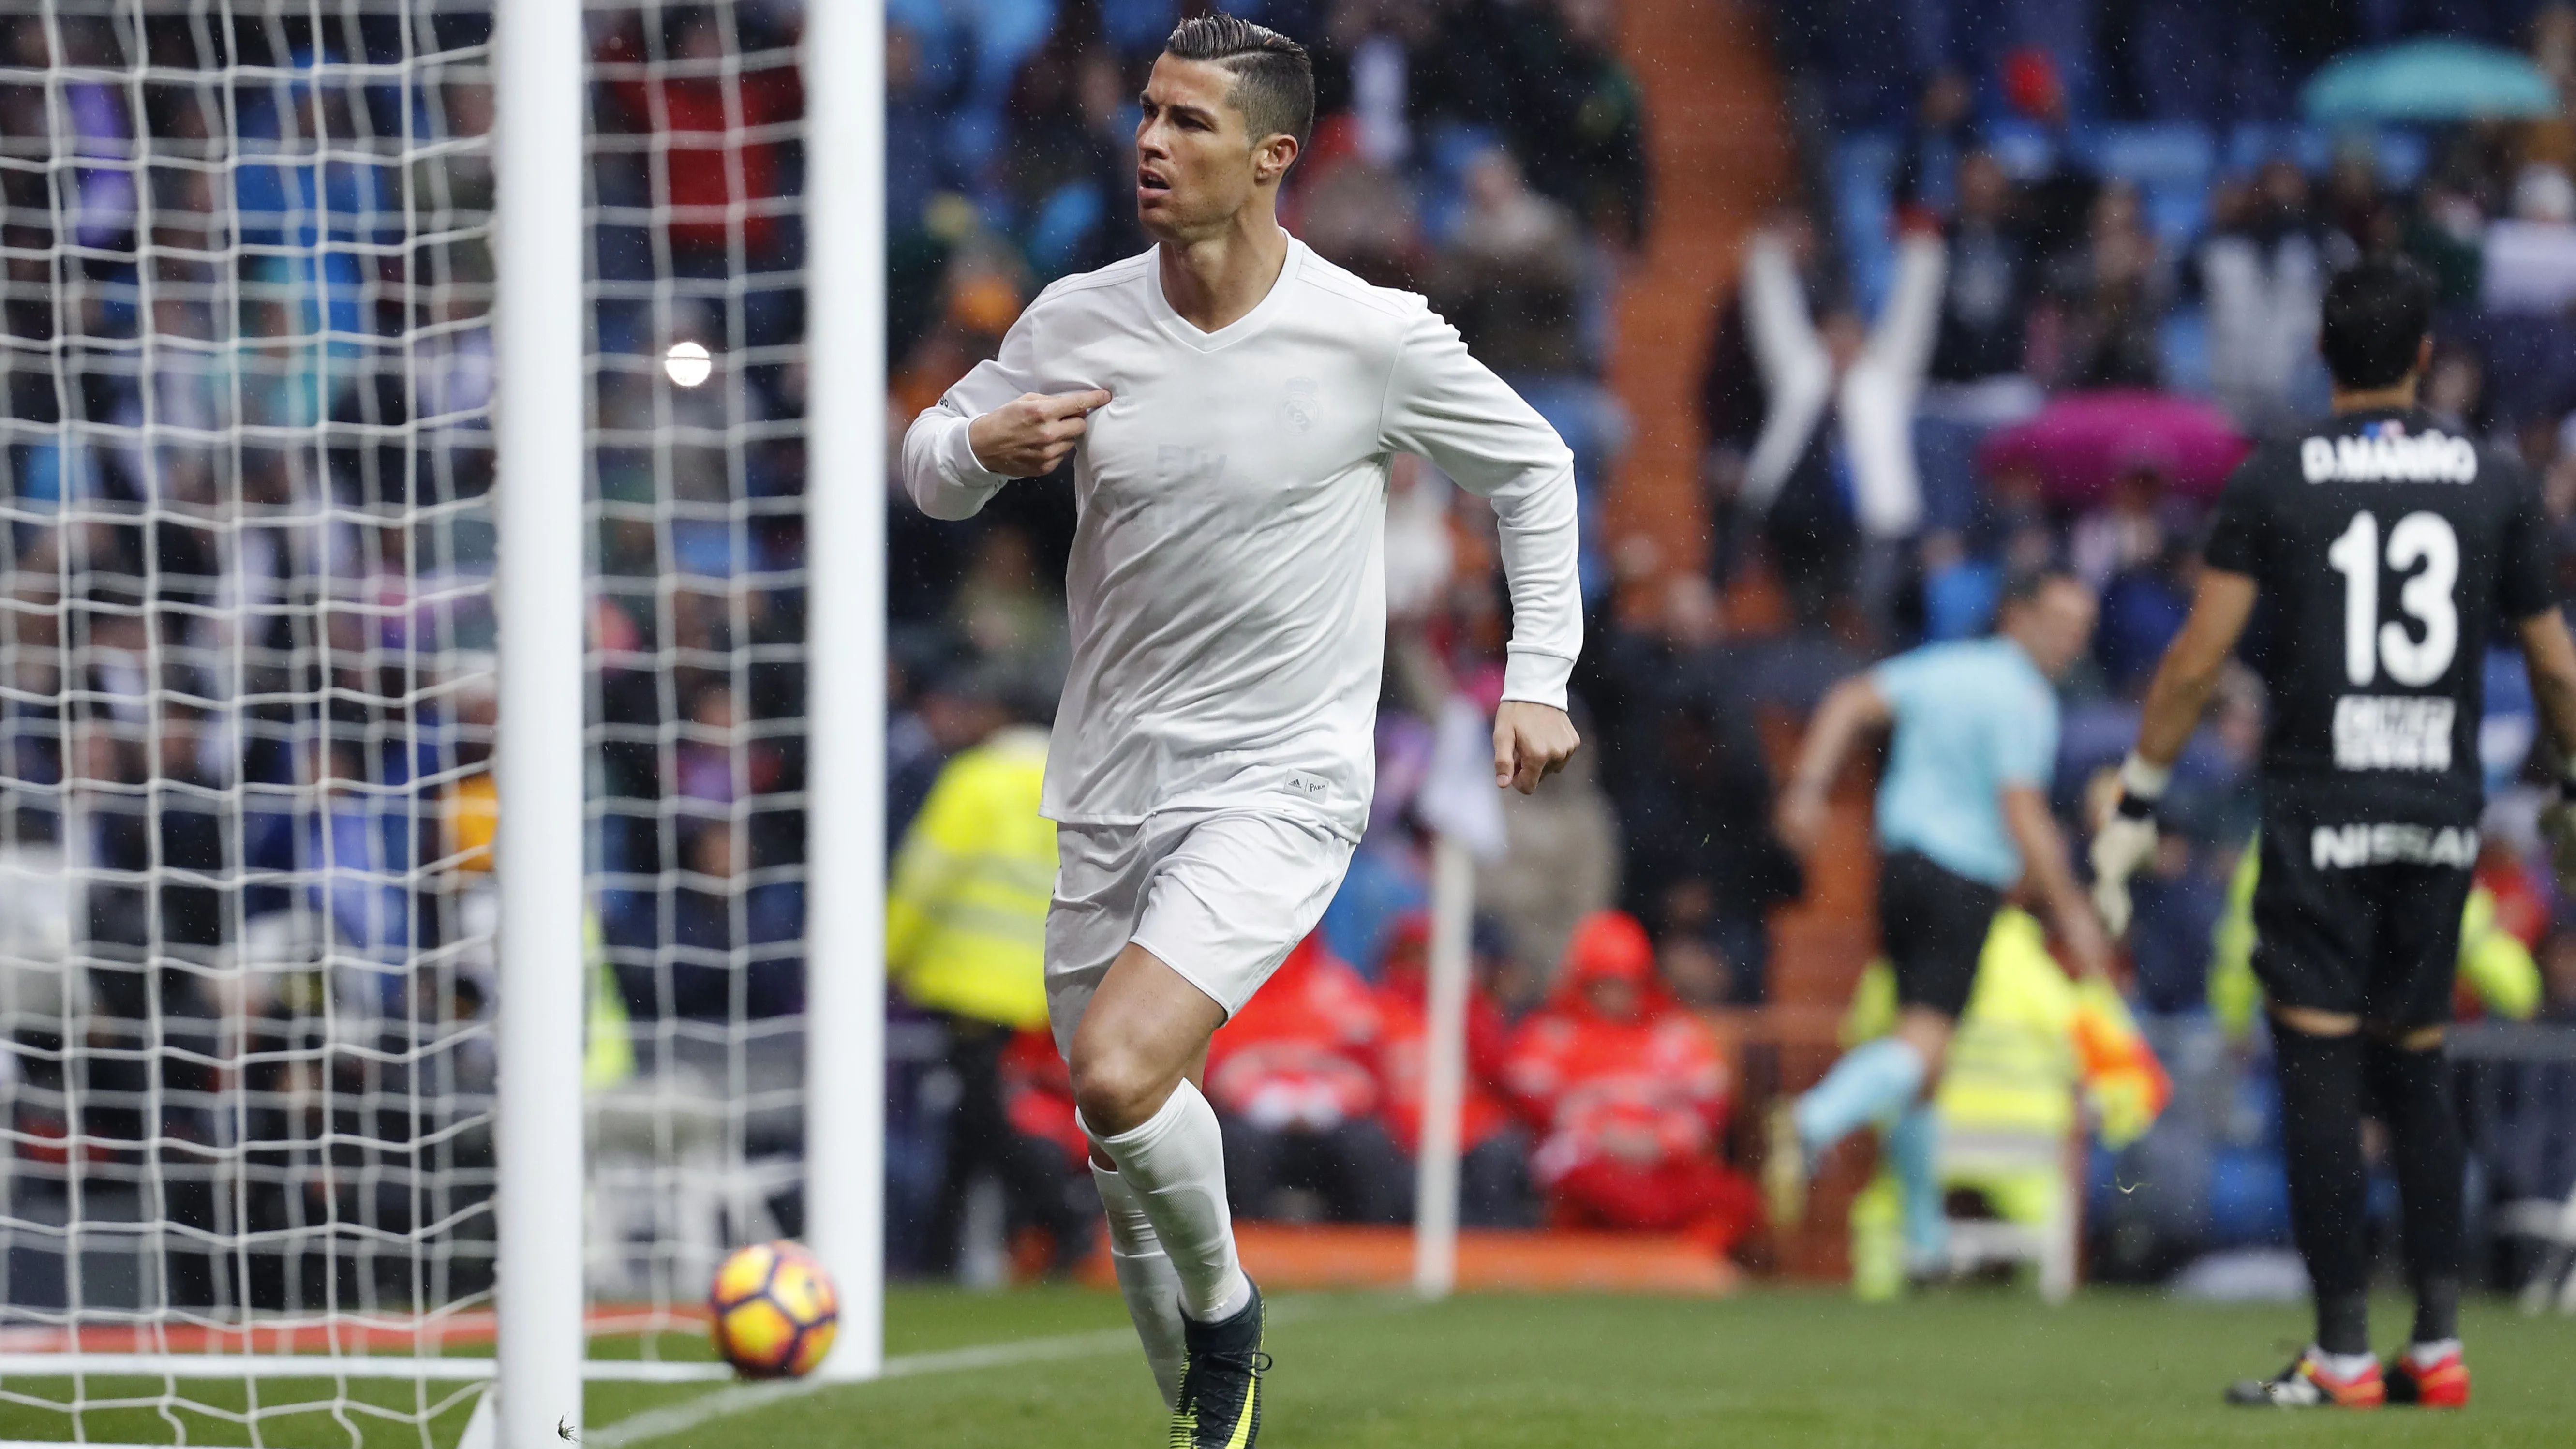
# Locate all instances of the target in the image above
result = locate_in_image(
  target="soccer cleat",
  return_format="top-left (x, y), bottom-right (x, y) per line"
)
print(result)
top-left (1168, 1281), bottom-right (1268, 1448)
top-left (1763, 1101), bottom-right (1809, 1230)
top-left (2224, 1350), bottom-right (2385, 1408)
top-left (2386, 1345), bottom-right (2470, 1408)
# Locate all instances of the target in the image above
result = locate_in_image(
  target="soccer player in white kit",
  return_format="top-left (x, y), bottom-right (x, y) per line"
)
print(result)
top-left (899, 15), bottom-right (1582, 1445)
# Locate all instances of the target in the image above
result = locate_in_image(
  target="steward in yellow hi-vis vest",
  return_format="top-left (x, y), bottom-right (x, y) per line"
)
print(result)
top-left (2207, 837), bottom-right (2543, 1036)
top-left (1844, 907), bottom-right (2170, 1300)
top-left (887, 717), bottom-right (1090, 1278)
top-left (886, 723), bottom-right (1056, 1031)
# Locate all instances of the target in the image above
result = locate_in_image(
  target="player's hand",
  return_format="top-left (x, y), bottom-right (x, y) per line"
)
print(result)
top-left (2057, 900), bottom-right (2116, 981)
top-left (2543, 789), bottom-right (2576, 895)
top-left (2088, 812), bottom-right (2157, 940)
top-left (967, 389), bottom-right (1111, 478)
top-left (1774, 782), bottom-right (1829, 858)
top-left (1494, 701), bottom-right (1578, 794)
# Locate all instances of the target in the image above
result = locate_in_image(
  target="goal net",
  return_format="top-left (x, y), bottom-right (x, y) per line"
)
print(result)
top-left (580, 0), bottom-right (815, 1359)
top-left (0, 0), bottom-right (850, 1437)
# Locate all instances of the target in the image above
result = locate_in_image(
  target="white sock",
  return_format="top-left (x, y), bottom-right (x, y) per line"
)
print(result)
top-left (2310, 1346), bottom-right (2378, 1379)
top-left (2405, 1338), bottom-right (2461, 1368)
top-left (1092, 1160), bottom-right (1186, 1407)
top-left (1094, 1078), bottom-right (1251, 1323)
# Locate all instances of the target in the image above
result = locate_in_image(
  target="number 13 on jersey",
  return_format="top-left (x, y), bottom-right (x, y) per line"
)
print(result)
top-left (2326, 509), bottom-right (2459, 687)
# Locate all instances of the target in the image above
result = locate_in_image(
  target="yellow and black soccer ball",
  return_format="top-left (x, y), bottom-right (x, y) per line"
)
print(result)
top-left (707, 1240), bottom-right (839, 1378)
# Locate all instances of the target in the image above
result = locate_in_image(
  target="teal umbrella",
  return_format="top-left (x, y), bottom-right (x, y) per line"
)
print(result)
top-left (2303, 39), bottom-right (2561, 122)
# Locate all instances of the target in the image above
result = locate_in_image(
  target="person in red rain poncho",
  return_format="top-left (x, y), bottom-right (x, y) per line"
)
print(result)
top-left (1373, 913), bottom-right (1538, 1226)
top-left (602, 9), bottom-right (802, 266)
top-left (1204, 934), bottom-right (1413, 1224)
top-left (1504, 910), bottom-right (1764, 1254)
top-left (993, 1027), bottom-right (1101, 1276)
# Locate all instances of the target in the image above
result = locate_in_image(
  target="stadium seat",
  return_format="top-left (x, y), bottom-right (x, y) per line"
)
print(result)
top-left (1828, 131), bottom-right (1898, 313)
top-left (2159, 305), bottom-right (2211, 397)
top-left (1937, 1123), bottom-right (2081, 1303)
top-left (2086, 123), bottom-right (2216, 253)
top-left (1419, 121), bottom-right (1506, 246)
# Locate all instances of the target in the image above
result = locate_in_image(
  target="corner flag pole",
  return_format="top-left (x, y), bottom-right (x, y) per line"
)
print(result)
top-left (1414, 833), bottom-right (1474, 1297)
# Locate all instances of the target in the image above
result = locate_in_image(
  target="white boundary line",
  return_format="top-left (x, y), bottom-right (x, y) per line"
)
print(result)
top-left (583, 1326), bottom-right (1145, 1448)
top-left (588, 1294), bottom-right (1387, 1449)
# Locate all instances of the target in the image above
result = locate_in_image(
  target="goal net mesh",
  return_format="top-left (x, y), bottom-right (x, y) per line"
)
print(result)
top-left (0, 0), bottom-right (813, 1434)
top-left (581, 0), bottom-right (811, 1359)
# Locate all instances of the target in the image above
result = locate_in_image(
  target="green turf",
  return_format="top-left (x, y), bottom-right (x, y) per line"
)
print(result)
top-left (596, 1287), bottom-right (2576, 1449)
top-left (7, 1287), bottom-right (2574, 1447)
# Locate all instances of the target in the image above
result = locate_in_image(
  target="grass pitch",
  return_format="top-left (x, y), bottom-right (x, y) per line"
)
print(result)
top-left (6, 1287), bottom-right (2573, 1447)
top-left (598, 1285), bottom-right (2576, 1449)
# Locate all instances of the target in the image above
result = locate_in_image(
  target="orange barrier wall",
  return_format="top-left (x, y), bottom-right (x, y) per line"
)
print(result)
top-left (1605, 0), bottom-right (1792, 592)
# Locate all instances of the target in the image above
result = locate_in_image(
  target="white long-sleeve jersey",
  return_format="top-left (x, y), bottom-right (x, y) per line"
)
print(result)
top-left (901, 238), bottom-right (1581, 842)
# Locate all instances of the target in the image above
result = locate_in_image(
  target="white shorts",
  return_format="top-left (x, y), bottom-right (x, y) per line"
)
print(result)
top-left (1044, 809), bottom-right (1355, 1056)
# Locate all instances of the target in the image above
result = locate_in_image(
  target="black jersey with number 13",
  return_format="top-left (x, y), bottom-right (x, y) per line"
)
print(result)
top-left (2202, 407), bottom-right (2556, 822)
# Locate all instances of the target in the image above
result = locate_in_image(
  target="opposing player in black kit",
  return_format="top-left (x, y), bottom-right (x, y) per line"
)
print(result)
top-left (2092, 258), bottom-right (2576, 1409)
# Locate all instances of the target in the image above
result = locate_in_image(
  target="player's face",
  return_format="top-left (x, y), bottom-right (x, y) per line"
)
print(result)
top-left (2011, 581), bottom-right (2100, 681)
top-left (1134, 55), bottom-right (1292, 241)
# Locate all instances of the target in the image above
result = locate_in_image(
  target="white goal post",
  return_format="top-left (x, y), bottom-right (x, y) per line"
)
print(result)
top-left (490, 0), bottom-right (588, 1443)
top-left (796, 0), bottom-right (889, 1388)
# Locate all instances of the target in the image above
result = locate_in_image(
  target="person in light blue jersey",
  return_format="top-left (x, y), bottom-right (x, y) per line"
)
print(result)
top-left (1764, 569), bottom-right (2112, 1252)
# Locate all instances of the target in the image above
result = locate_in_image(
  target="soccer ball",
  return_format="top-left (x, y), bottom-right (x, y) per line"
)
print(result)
top-left (708, 1240), bottom-right (839, 1378)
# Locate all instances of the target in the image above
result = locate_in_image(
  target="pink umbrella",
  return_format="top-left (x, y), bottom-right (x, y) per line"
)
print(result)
top-left (1977, 390), bottom-right (2253, 506)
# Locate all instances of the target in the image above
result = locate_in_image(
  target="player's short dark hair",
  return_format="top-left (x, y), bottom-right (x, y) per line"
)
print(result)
top-left (1162, 14), bottom-right (1313, 152)
top-left (2320, 256), bottom-right (2435, 390)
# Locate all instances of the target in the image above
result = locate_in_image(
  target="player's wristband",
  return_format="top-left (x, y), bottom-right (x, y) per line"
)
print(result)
top-left (2115, 753), bottom-right (2171, 821)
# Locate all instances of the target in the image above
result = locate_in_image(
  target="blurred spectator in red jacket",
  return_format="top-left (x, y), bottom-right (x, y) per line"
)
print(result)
top-left (1504, 910), bottom-right (1763, 1253)
top-left (1207, 935), bottom-right (1413, 1224)
top-left (1001, 1026), bottom-right (1086, 1169)
top-left (602, 7), bottom-right (802, 268)
top-left (992, 1026), bottom-right (1097, 1275)
top-left (1373, 914), bottom-right (1538, 1227)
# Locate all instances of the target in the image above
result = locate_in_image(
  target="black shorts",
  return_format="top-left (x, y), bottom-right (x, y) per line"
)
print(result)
top-left (1877, 849), bottom-right (2004, 1019)
top-left (2250, 783), bottom-right (2476, 1032)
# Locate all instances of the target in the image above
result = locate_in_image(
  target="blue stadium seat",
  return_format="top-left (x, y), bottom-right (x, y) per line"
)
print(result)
top-left (966, 0), bottom-right (1059, 111)
top-left (1101, 0), bottom-right (1177, 55)
top-left (1829, 131), bottom-right (1897, 314)
top-left (1025, 180), bottom-right (1107, 278)
top-left (2375, 127), bottom-right (2431, 190)
top-left (2088, 123), bottom-right (2215, 191)
top-left (2087, 123), bottom-right (2216, 253)
top-left (946, 105), bottom-right (1006, 174)
top-left (1419, 121), bottom-right (1504, 246)
top-left (1982, 118), bottom-right (2059, 183)
top-left (2160, 306), bottom-right (2211, 397)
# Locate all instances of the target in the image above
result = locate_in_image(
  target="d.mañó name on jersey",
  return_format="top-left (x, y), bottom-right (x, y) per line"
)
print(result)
top-left (2300, 425), bottom-right (2479, 485)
